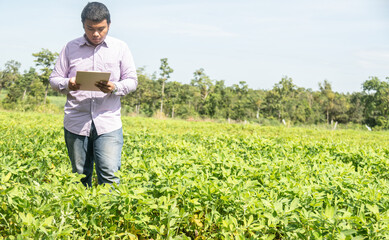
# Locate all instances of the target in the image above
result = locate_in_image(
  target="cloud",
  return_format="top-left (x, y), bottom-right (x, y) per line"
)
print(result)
top-left (169, 22), bottom-right (237, 37)
top-left (356, 50), bottom-right (389, 70)
top-left (128, 19), bottom-right (237, 38)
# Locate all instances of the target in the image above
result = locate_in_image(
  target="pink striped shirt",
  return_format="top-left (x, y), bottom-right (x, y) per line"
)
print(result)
top-left (50, 35), bottom-right (137, 136)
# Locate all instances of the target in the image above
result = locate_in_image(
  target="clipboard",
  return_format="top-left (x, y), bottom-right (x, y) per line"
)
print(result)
top-left (75, 71), bottom-right (111, 91)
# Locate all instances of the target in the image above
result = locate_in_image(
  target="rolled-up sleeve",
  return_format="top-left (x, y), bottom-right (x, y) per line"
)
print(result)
top-left (114, 43), bottom-right (137, 96)
top-left (50, 45), bottom-right (70, 95)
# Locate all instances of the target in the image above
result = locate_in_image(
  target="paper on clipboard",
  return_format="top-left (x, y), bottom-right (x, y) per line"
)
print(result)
top-left (75, 71), bottom-right (111, 91)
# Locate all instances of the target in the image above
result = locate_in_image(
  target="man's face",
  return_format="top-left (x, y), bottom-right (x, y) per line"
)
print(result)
top-left (83, 19), bottom-right (110, 46)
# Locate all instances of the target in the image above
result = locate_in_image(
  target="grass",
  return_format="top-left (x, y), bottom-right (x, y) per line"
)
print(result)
top-left (47, 95), bottom-right (66, 109)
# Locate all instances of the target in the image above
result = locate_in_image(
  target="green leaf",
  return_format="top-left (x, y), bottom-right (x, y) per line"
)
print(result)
top-left (366, 204), bottom-right (379, 215)
top-left (264, 234), bottom-right (275, 240)
top-left (340, 229), bottom-right (357, 236)
top-left (43, 216), bottom-right (54, 226)
top-left (247, 215), bottom-right (254, 227)
top-left (159, 225), bottom-right (166, 234)
top-left (20, 212), bottom-right (34, 225)
top-left (325, 205), bottom-right (335, 219)
top-left (289, 198), bottom-right (300, 211)
top-left (124, 213), bottom-right (132, 221)
top-left (2, 172), bottom-right (11, 183)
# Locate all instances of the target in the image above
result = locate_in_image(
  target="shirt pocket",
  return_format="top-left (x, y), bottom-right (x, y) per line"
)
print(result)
top-left (69, 57), bottom-right (93, 76)
top-left (104, 62), bottom-right (120, 82)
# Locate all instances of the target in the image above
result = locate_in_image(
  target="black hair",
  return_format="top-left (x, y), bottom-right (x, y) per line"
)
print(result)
top-left (81, 2), bottom-right (111, 24)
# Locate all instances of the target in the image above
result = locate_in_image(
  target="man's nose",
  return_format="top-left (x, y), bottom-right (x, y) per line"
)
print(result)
top-left (93, 31), bottom-right (99, 37)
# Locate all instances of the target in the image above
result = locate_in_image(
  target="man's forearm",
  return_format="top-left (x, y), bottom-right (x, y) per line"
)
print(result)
top-left (113, 77), bottom-right (138, 96)
top-left (50, 76), bottom-right (70, 95)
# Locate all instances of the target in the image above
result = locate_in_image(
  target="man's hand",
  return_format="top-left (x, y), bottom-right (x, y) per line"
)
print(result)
top-left (95, 80), bottom-right (116, 93)
top-left (68, 77), bottom-right (80, 91)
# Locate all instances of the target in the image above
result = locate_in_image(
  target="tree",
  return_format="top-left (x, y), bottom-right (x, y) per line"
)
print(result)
top-left (3, 68), bottom-right (41, 105)
top-left (121, 67), bottom-right (160, 116)
top-left (249, 89), bottom-right (266, 119)
top-left (190, 68), bottom-right (214, 116)
top-left (348, 92), bottom-right (364, 124)
top-left (175, 84), bottom-right (199, 119)
top-left (165, 81), bottom-right (183, 118)
top-left (203, 80), bottom-right (226, 118)
top-left (191, 68), bottom-right (214, 100)
top-left (231, 81), bottom-right (250, 120)
top-left (158, 58), bottom-right (174, 114)
top-left (361, 76), bottom-right (389, 128)
top-left (318, 80), bottom-right (335, 124)
top-left (32, 49), bottom-right (58, 104)
top-left (0, 70), bottom-right (3, 92)
top-left (27, 77), bottom-right (45, 105)
top-left (221, 86), bottom-right (235, 121)
top-left (331, 93), bottom-right (350, 123)
top-left (289, 87), bottom-right (313, 123)
top-left (264, 76), bottom-right (296, 121)
top-left (0, 60), bottom-right (21, 93)
top-left (21, 68), bottom-right (40, 101)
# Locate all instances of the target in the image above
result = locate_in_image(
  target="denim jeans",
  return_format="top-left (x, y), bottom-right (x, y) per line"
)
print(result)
top-left (64, 122), bottom-right (123, 187)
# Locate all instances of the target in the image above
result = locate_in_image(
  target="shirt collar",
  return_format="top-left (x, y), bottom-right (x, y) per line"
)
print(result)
top-left (79, 34), bottom-right (110, 48)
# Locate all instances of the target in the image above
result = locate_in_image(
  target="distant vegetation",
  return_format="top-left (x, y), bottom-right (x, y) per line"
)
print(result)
top-left (1, 49), bottom-right (389, 129)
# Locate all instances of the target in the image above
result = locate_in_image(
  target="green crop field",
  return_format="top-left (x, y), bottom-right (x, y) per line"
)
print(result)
top-left (0, 111), bottom-right (388, 239)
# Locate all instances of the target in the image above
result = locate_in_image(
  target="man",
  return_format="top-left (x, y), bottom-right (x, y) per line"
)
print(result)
top-left (50, 2), bottom-right (137, 187)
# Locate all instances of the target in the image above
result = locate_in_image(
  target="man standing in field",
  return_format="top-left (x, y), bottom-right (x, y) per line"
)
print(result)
top-left (49, 2), bottom-right (137, 187)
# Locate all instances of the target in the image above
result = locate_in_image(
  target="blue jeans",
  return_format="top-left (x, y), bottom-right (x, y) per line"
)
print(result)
top-left (64, 122), bottom-right (123, 187)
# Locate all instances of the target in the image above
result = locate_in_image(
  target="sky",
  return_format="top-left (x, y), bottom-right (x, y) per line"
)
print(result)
top-left (0, 0), bottom-right (388, 93)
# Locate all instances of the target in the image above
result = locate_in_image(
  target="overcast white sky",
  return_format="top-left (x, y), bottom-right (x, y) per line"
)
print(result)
top-left (0, 0), bottom-right (388, 93)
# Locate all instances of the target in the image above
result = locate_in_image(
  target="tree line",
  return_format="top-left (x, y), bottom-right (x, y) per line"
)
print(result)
top-left (1, 49), bottom-right (389, 129)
